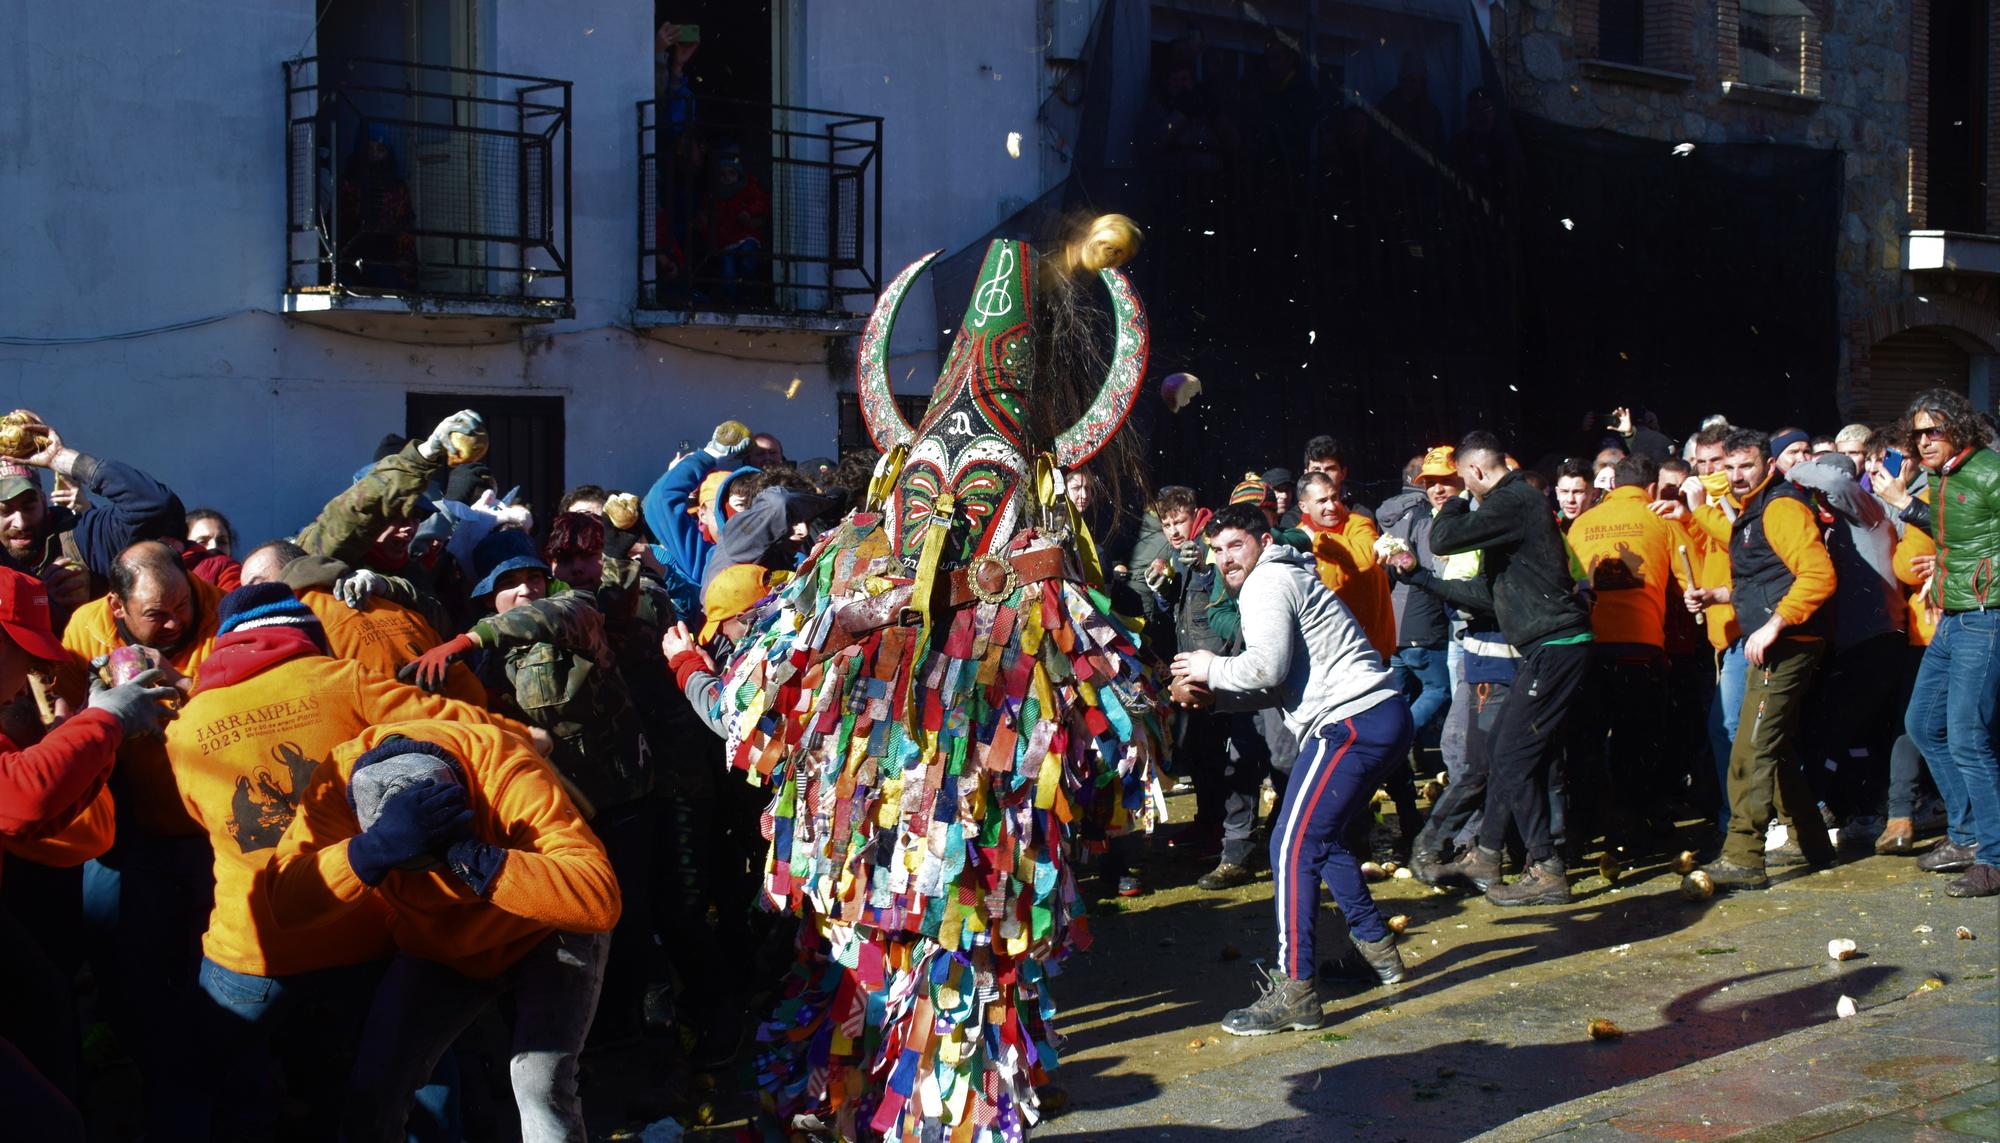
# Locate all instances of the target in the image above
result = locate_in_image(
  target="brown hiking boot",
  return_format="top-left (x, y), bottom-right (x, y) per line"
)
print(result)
top-left (1437, 846), bottom-right (1501, 893)
top-left (1486, 859), bottom-right (1571, 907)
top-left (1700, 857), bottom-right (1769, 890)
top-left (1354, 933), bottom-right (1405, 985)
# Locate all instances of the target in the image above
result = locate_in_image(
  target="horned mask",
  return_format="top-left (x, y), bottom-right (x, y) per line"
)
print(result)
top-left (855, 217), bottom-right (1149, 571)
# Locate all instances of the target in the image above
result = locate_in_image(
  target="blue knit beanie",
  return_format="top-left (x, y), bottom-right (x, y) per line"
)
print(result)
top-left (216, 583), bottom-right (330, 653)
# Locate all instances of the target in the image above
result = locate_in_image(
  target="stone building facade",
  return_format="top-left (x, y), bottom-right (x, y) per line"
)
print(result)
top-left (1494, 0), bottom-right (1998, 425)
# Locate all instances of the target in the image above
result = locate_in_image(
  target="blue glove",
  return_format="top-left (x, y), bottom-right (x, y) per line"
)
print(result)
top-left (446, 837), bottom-right (508, 897)
top-left (347, 780), bottom-right (472, 886)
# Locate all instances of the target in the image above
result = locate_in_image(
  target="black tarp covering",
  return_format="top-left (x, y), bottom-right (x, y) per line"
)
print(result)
top-left (921, 4), bottom-right (1842, 506)
top-left (1511, 116), bottom-right (1843, 469)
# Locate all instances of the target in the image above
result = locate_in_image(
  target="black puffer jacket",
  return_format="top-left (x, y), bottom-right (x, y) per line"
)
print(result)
top-left (1428, 470), bottom-right (1591, 650)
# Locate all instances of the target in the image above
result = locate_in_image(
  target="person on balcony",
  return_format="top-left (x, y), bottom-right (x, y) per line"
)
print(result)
top-left (705, 144), bottom-right (770, 305)
top-left (338, 124), bottom-right (417, 292)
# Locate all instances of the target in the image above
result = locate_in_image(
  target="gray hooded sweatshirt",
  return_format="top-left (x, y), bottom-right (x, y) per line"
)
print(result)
top-left (1206, 542), bottom-right (1403, 745)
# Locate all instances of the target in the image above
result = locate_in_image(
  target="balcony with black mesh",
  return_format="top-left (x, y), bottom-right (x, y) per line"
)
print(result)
top-left (285, 56), bottom-right (573, 321)
top-left (637, 96), bottom-right (880, 332)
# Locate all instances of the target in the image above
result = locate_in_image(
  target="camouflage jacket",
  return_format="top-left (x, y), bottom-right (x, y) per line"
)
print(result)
top-left (295, 440), bottom-right (443, 569)
top-left (472, 590), bottom-right (652, 814)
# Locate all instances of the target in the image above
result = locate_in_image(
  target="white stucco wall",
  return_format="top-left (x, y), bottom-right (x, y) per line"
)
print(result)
top-left (0, 0), bottom-right (1068, 548)
top-left (797, 0), bottom-right (1060, 394)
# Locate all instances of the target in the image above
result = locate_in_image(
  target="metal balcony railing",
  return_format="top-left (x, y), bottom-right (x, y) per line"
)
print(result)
top-left (285, 56), bottom-right (572, 310)
top-left (639, 95), bottom-right (882, 315)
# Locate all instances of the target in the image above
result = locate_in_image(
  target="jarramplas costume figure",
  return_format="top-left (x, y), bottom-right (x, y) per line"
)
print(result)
top-left (711, 215), bottom-right (1163, 1140)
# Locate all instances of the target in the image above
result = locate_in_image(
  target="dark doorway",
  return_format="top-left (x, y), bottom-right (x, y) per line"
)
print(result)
top-left (406, 394), bottom-right (566, 527)
top-left (654, 1), bottom-right (773, 104)
top-left (1926, 0), bottom-right (1991, 232)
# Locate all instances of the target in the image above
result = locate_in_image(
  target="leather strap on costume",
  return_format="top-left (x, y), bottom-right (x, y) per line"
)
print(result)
top-left (946, 546), bottom-right (1071, 608)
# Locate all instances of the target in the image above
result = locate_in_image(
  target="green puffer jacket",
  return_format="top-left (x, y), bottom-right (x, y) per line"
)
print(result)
top-left (1927, 447), bottom-right (2000, 613)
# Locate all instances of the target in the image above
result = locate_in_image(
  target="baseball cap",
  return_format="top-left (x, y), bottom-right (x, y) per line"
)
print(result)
top-left (0, 460), bottom-right (43, 503)
top-left (1417, 446), bottom-right (1456, 479)
top-left (0, 567), bottom-right (67, 661)
top-left (1261, 467), bottom-right (1296, 489)
top-left (700, 562), bottom-right (772, 644)
top-left (690, 471), bottom-right (730, 516)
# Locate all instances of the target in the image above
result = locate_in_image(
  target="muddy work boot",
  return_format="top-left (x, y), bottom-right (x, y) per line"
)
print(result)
top-left (1221, 967), bottom-right (1323, 1036)
top-left (1944, 863), bottom-right (2000, 898)
top-left (1409, 849), bottom-right (1447, 886)
top-left (1436, 845), bottom-right (1501, 893)
top-left (1353, 933), bottom-right (1405, 985)
top-left (1919, 839), bottom-right (1979, 874)
top-left (1196, 862), bottom-right (1254, 891)
top-left (1699, 857), bottom-right (1769, 891)
top-left (1486, 859), bottom-right (1571, 907)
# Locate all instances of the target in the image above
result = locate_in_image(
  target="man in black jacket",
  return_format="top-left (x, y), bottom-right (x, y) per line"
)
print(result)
top-left (1428, 432), bottom-right (1594, 906)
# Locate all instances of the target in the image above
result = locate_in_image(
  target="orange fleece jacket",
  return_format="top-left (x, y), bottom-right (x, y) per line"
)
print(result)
top-left (1685, 525), bottom-right (1742, 650)
top-left (1302, 513), bottom-right (1396, 659)
top-left (1696, 479), bottom-right (1836, 632)
top-left (168, 653), bottom-right (520, 977)
top-left (298, 588), bottom-right (486, 707)
top-left (1568, 487), bottom-right (1677, 648)
top-left (1893, 515), bottom-right (1938, 646)
top-left (56, 575), bottom-right (223, 837)
top-left (269, 719), bottom-right (619, 979)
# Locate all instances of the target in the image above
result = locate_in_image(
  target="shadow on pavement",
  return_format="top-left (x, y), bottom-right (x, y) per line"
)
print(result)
top-left (1043, 965), bottom-right (1902, 1141)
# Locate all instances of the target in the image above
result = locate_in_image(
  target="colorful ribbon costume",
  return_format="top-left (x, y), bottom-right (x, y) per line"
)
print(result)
top-left (712, 220), bottom-right (1162, 1141)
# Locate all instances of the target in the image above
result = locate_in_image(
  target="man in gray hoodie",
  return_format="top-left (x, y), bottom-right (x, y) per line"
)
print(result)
top-left (1172, 504), bottom-right (1413, 1036)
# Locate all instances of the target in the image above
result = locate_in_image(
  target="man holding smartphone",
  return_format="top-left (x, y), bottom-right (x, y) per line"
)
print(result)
top-left (1875, 389), bottom-right (2000, 898)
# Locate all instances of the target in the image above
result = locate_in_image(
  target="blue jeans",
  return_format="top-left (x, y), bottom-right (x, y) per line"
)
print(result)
top-left (1905, 610), bottom-right (2000, 856)
top-left (1269, 699), bottom-right (1414, 977)
top-left (80, 833), bottom-right (213, 1139)
top-left (1706, 640), bottom-right (1748, 828)
top-left (345, 930), bottom-right (608, 1143)
top-left (1390, 645), bottom-right (1452, 739)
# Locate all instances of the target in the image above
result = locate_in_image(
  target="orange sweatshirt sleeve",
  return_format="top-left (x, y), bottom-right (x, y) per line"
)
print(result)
top-left (1892, 525), bottom-right (1936, 587)
top-left (267, 760), bottom-right (373, 931)
top-left (1763, 497), bottom-right (1835, 627)
top-left (4, 785), bottom-right (114, 866)
top-left (478, 748), bottom-right (622, 934)
top-left (1691, 503), bottom-right (1732, 549)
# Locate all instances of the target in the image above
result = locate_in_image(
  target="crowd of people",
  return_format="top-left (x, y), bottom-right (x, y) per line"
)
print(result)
top-left (0, 384), bottom-right (1994, 1138)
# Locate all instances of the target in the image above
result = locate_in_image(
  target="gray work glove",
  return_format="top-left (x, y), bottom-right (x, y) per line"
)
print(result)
top-left (704, 419), bottom-right (752, 459)
top-left (87, 668), bottom-right (180, 739)
top-left (417, 409), bottom-right (484, 462)
top-left (334, 568), bottom-right (388, 611)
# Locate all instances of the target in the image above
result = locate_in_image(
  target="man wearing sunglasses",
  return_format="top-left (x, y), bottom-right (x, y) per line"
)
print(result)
top-left (1876, 388), bottom-right (2000, 898)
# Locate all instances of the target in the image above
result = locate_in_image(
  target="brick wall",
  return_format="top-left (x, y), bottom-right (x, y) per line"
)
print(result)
top-left (1989, 6), bottom-right (1999, 230)
top-left (1575, 0), bottom-right (1695, 70)
top-left (1647, 0), bottom-right (1696, 72)
top-left (1800, 0), bottom-right (1827, 98)
top-left (1909, 0), bottom-right (1930, 226)
top-left (1578, 0), bottom-right (1600, 58)
top-left (1717, 0), bottom-right (1741, 80)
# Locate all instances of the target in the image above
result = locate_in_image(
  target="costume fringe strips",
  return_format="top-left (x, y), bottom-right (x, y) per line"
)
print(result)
top-left (715, 505), bottom-right (1162, 1141)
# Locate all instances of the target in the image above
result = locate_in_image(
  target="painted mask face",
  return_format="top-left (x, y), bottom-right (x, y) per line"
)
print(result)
top-left (855, 221), bottom-right (1150, 572)
top-left (887, 241), bottom-right (1036, 564)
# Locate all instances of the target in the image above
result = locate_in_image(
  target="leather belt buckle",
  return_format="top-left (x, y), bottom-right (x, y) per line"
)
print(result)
top-left (967, 553), bottom-right (1019, 605)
